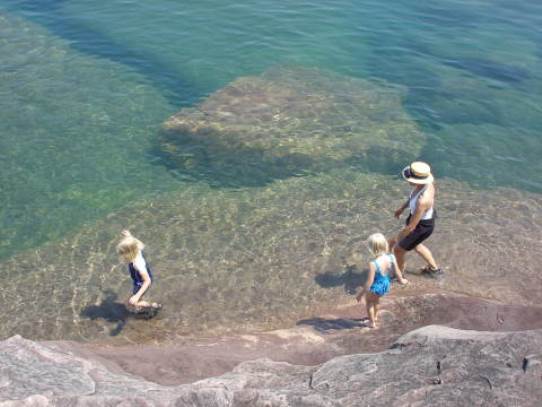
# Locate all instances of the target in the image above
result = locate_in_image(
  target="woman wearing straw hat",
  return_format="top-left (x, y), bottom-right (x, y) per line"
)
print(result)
top-left (391, 161), bottom-right (443, 278)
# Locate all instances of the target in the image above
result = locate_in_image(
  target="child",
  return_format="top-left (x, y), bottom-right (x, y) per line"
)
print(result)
top-left (356, 233), bottom-right (408, 328)
top-left (116, 230), bottom-right (161, 311)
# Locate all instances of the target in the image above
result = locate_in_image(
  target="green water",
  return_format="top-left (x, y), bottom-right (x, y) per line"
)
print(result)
top-left (2, 0), bottom-right (542, 258)
top-left (1, 0), bottom-right (542, 341)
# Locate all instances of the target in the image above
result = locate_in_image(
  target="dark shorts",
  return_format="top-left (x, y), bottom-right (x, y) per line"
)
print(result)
top-left (398, 215), bottom-right (435, 251)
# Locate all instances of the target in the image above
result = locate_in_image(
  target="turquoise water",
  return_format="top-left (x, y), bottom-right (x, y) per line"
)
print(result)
top-left (1, 0), bottom-right (542, 257)
top-left (1, 0), bottom-right (542, 340)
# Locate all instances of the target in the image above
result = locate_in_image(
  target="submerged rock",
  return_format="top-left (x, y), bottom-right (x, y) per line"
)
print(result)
top-left (2, 324), bottom-right (542, 406)
top-left (160, 67), bottom-right (424, 185)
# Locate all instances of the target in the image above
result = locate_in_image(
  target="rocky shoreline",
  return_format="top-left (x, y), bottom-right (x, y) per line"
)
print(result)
top-left (3, 294), bottom-right (542, 406)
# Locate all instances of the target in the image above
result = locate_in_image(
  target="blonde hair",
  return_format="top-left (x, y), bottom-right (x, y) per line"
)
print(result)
top-left (116, 236), bottom-right (145, 263)
top-left (367, 233), bottom-right (389, 258)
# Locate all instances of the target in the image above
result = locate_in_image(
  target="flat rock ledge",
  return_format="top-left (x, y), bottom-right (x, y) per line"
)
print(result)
top-left (2, 326), bottom-right (542, 406)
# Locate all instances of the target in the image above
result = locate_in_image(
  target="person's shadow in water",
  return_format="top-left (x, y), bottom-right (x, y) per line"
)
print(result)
top-left (300, 265), bottom-right (370, 332)
top-left (80, 290), bottom-right (132, 336)
top-left (314, 264), bottom-right (368, 295)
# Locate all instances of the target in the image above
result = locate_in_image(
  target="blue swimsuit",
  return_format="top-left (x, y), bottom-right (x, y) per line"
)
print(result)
top-left (128, 254), bottom-right (153, 294)
top-left (369, 254), bottom-right (394, 296)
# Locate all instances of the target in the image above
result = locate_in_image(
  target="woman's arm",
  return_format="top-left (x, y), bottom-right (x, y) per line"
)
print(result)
top-left (394, 199), bottom-right (410, 219)
top-left (399, 187), bottom-right (434, 238)
top-left (401, 202), bottom-right (426, 235)
top-left (356, 262), bottom-right (376, 302)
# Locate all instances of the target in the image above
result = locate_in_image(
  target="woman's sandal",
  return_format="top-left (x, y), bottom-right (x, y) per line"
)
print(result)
top-left (421, 265), bottom-right (444, 278)
top-left (420, 265), bottom-right (433, 274)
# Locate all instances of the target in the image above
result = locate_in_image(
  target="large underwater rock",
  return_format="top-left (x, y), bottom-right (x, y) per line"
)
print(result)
top-left (160, 67), bottom-right (425, 185)
top-left (2, 325), bottom-right (542, 406)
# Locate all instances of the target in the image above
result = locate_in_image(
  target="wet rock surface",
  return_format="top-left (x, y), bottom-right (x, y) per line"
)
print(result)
top-left (2, 175), bottom-right (542, 343)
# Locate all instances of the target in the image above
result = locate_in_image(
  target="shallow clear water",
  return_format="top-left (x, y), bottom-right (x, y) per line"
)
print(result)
top-left (1, 0), bottom-right (542, 341)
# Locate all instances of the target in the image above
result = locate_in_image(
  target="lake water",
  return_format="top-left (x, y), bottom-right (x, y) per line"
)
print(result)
top-left (1, 0), bottom-right (542, 342)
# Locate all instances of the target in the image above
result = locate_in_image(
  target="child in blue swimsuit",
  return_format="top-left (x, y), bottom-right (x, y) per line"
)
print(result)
top-left (116, 230), bottom-right (161, 312)
top-left (356, 233), bottom-right (408, 328)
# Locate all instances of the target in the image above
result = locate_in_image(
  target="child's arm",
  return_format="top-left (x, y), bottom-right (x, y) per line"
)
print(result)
top-left (129, 261), bottom-right (152, 305)
top-left (392, 256), bottom-right (408, 285)
top-left (121, 229), bottom-right (133, 238)
top-left (356, 262), bottom-right (376, 302)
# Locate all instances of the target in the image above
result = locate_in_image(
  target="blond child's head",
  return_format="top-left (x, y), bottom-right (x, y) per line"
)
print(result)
top-left (367, 233), bottom-right (389, 258)
top-left (116, 236), bottom-right (144, 263)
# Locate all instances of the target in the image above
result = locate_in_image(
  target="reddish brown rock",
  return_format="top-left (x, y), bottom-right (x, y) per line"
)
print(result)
top-left (3, 317), bottom-right (542, 406)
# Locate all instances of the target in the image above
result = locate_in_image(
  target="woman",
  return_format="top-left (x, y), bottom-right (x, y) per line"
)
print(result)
top-left (391, 161), bottom-right (443, 278)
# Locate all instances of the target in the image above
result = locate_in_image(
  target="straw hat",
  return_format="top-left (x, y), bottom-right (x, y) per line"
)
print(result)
top-left (402, 161), bottom-right (434, 184)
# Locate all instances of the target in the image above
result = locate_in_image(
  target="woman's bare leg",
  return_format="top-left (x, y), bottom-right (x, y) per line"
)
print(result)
top-left (414, 243), bottom-right (438, 269)
top-left (394, 245), bottom-right (407, 274)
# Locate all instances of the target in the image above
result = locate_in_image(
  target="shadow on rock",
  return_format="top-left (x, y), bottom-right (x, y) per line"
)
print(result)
top-left (297, 317), bottom-right (367, 333)
top-left (80, 291), bottom-right (133, 336)
top-left (314, 265), bottom-right (367, 295)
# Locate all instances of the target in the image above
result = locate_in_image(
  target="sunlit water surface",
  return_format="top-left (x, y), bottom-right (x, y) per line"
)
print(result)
top-left (1, 0), bottom-right (542, 341)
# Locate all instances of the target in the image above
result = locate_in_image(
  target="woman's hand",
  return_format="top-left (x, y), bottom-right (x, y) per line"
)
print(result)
top-left (394, 207), bottom-right (404, 219)
top-left (402, 224), bottom-right (415, 236)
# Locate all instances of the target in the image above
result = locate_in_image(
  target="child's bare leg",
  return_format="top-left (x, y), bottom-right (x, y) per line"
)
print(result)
top-left (365, 297), bottom-right (374, 322)
top-left (368, 304), bottom-right (377, 328)
top-left (366, 293), bottom-right (378, 328)
top-left (128, 293), bottom-right (153, 310)
top-left (414, 243), bottom-right (438, 269)
top-left (367, 304), bottom-right (376, 328)
top-left (374, 298), bottom-right (380, 322)
top-left (134, 300), bottom-right (161, 310)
